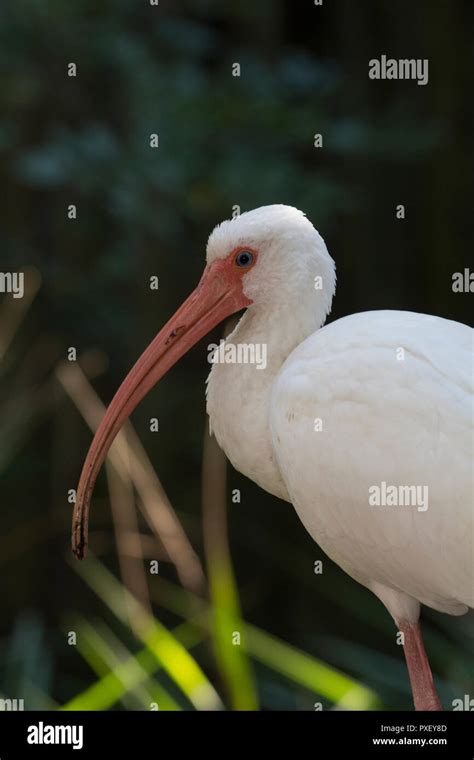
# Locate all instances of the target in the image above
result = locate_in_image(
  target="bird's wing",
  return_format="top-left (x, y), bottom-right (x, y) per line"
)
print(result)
top-left (270, 311), bottom-right (473, 615)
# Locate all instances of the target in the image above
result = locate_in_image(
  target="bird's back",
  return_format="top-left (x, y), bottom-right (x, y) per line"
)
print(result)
top-left (270, 310), bottom-right (473, 617)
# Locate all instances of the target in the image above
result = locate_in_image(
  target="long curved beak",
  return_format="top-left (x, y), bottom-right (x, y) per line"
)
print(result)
top-left (72, 259), bottom-right (250, 559)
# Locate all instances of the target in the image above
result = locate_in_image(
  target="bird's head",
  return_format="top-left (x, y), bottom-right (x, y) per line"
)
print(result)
top-left (206, 204), bottom-right (335, 310)
top-left (72, 205), bottom-right (335, 558)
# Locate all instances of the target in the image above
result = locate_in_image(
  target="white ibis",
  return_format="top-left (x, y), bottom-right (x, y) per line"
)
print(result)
top-left (72, 205), bottom-right (473, 710)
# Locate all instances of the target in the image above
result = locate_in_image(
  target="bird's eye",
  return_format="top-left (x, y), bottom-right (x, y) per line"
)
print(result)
top-left (235, 250), bottom-right (253, 267)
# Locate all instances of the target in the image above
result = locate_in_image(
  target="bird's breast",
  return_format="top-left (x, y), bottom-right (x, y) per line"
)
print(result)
top-left (206, 360), bottom-right (290, 502)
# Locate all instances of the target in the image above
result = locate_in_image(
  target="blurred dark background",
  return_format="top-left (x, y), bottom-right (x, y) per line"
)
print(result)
top-left (0, 0), bottom-right (472, 710)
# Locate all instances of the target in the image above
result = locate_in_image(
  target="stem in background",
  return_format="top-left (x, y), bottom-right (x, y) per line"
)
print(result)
top-left (106, 448), bottom-right (153, 635)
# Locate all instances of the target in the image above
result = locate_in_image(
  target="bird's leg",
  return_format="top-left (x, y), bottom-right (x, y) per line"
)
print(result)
top-left (399, 621), bottom-right (442, 710)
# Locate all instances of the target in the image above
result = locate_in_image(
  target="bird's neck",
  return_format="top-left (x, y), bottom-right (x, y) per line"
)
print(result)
top-left (230, 295), bottom-right (329, 370)
top-left (206, 297), bottom-right (329, 501)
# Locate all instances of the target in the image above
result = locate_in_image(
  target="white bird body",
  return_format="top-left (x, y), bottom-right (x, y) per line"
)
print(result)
top-left (272, 311), bottom-right (473, 622)
top-left (206, 206), bottom-right (473, 628)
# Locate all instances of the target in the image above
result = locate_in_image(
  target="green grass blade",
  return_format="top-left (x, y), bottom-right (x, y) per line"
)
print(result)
top-left (245, 626), bottom-right (379, 710)
top-left (69, 554), bottom-right (223, 710)
top-left (202, 422), bottom-right (258, 710)
top-left (63, 617), bottom-right (180, 711)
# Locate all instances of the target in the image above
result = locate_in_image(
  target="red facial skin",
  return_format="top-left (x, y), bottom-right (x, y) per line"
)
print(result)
top-left (72, 247), bottom-right (257, 558)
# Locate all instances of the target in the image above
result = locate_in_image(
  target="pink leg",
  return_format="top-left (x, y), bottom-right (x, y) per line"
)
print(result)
top-left (399, 621), bottom-right (442, 710)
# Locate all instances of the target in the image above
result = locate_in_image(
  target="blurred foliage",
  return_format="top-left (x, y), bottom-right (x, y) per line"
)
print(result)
top-left (0, 0), bottom-right (472, 710)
